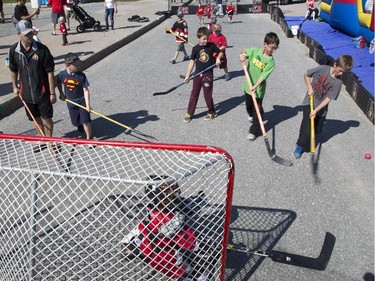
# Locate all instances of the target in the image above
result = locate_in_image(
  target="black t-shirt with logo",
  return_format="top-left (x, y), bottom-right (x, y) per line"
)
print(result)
top-left (190, 42), bottom-right (221, 73)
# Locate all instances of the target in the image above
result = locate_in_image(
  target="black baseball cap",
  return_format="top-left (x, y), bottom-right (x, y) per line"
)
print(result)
top-left (64, 53), bottom-right (82, 67)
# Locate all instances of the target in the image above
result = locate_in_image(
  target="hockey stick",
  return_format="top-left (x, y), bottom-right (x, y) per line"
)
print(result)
top-left (241, 62), bottom-right (293, 166)
top-left (18, 94), bottom-right (46, 138)
top-left (310, 95), bottom-right (316, 170)
top-left (227, 232), bottom-right (336, 271)
top-left (165, 27), bottom-right (194, 47)
top-left (153, 64), bottom-right (216, 96)
top-left (64, 98), bottom-right (158, 141)
top-left (17, 94), bottom-right (71, 174)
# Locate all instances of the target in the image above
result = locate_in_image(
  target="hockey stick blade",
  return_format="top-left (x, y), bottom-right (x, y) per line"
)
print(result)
top-left (153, 64), bottom-right (216, 96)
top-left (268, 232), bottom-right (336, 270)
top-left (153, 86), bottom-right (178, 96)
top-left (132, 129), bottom-right (159, 141)
top-left (264, 137), bottom-right (293, 166)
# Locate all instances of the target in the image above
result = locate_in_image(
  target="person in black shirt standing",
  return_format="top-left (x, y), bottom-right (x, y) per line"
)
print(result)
top-left (9, 20), bottom-right (56, 141)
top-left (13, 0), bottom-right (39, 25)
top-left (183, 26), bottom-right (223, 123)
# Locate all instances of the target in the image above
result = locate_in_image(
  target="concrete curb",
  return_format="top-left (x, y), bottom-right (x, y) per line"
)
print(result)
top-left (0, 13), bottom-right (171, 121)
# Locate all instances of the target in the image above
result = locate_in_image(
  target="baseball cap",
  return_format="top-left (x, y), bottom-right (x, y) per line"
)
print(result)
top-left (177, 11), bottom-right (184, 17)
top-left (16, 20), bottom-right (34, 35)
top-left (64, 53), bottom-right (82, 67)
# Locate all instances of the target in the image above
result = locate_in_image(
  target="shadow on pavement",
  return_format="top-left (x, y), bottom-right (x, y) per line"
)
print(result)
top-left (225, 205), bottom-right (296, 281)
top-left (63, 110), bottom-right (159, 141)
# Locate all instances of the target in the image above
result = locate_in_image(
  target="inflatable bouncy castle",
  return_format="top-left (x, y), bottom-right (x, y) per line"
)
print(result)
top-left (320, 0), bottom-right (374, 42)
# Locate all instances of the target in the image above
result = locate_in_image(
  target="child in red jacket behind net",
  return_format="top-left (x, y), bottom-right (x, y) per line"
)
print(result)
top-left (121, 175), bottom-right (215, 280)
top-left (226, 1), bottom-right (235, 23)
top-left (58, 16), bottom-right (68, 45)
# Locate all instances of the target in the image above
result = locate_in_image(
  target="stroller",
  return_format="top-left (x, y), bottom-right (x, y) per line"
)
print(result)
top-left (66, 0), bottom-right (101, 33)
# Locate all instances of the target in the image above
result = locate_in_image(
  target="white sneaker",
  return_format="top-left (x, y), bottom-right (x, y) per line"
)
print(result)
top-left (247, 133), bottom-right (256, 141)
top-left (120, 227), bottom-right (140, 244)
top-left (248, 116), bottom-right (253, 122)
top-left (197, 270), bottom-right (210, 281)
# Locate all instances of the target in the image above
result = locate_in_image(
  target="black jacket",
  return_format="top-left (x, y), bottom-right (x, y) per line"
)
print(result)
top-left (9, 40), bottom-right (55, 104)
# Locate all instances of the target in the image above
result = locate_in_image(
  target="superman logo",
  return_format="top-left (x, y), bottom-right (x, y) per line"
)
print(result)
top-left (64, 78), bottom-right (80, 92)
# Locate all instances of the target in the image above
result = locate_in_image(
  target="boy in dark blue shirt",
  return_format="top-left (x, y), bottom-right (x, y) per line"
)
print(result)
top-left (57, 53), bottom-right (92, 139)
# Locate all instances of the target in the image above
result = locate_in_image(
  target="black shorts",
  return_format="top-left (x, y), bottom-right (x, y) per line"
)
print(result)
top-left (176, 42), bottom-right (186, 52)
top-left (24, 99), bottom-right (53, 121)
top-left (219, 57), bottom-right (227, 69)
top-left (68, 105), bottom-right (91, 127)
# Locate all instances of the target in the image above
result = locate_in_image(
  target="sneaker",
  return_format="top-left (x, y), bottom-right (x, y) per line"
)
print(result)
top-left (204, 113), bottom-right (217, 121)
top-left (170, 59), bottom-right (176, 64)
top-left (123, 238), bottom-right (141, 260)
top-left (183, 55), bottom-right (190, 61)
top-left (33, 143), bottom-right (48, 153)
top-left (197, 269), bottom-right (210, 281)
top-left (225, 73), bottom-right (230, 81)
top-left (248, 116), bottom-right (253, 123)
top-left (246, 133), bottom-right (256, 141)
top-left (121, 228), bottom-right (141, 244)
top-left (184, 113), bottom-right (192, 123)
top-left (293, 146), bottom-right (303, 159)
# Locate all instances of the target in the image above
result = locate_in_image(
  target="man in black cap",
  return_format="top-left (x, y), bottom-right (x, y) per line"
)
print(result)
top-left (9, 20), bottom-right (56, 144)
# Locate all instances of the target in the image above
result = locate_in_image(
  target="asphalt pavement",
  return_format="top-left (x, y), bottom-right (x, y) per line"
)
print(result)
top-left (0, 1), bottom-right (373, 281)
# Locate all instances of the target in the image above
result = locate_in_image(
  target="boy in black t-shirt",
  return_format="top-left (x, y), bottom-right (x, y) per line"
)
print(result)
top-left (183, 26), bottom-right (223, 123)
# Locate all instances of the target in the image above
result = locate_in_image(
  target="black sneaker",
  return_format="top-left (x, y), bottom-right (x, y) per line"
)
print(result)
top-left (33, 143), bottom-right (48, 153)
top-left (123, 237), bottom-right (141, 260)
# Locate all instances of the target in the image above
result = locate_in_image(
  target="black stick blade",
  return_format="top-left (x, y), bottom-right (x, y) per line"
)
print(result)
top-left (132, 129), bottom-right (159, 141)
top-left (271, 154), bottom-right (293, 167)
top-left (153, 86), bottom-right (177, 96)
top-left (268, 232), bottom-right (336, 270)
top-left (264, 137), bottom-right (293, 167)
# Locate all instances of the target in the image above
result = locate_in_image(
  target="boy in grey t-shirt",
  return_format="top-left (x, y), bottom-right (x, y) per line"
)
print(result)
top-left (293, 55), bottom-right (354, 159)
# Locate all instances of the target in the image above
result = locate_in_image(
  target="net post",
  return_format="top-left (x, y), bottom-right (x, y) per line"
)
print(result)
top-left (28, 173), bottom-right (39, 280)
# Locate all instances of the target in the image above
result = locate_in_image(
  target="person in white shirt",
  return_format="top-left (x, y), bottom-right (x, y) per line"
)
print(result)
top-left (104, 0), bottom-right (117, 30)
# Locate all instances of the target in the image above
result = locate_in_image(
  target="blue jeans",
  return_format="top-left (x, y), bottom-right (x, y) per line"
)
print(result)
top-left (104, 8), bottom-right (114, 29)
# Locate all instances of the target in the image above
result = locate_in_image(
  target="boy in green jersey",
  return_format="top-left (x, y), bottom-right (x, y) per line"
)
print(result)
top-left (240, 32), bottom-right (279, 141)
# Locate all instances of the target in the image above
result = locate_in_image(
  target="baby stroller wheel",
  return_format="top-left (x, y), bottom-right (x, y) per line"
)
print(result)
top-left (94, 21), bottom-right (101, 31)
top-left (76, 24), bottom-right (85, 33)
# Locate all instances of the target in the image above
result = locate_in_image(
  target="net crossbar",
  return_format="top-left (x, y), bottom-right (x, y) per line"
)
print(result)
top-left (0, 135), bottom-right (234, 281)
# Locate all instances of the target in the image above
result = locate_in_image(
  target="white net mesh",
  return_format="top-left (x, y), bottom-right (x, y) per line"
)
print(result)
top-left (0, 136), bottom-right (234, 281)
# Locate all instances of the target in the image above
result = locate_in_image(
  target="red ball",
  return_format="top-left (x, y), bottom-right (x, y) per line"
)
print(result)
top-left (365, 153), bottom-right (372, 159)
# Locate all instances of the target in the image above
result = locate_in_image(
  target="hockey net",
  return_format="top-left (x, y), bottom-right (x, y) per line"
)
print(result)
top-left (0, 134), bottom-right (234, 281)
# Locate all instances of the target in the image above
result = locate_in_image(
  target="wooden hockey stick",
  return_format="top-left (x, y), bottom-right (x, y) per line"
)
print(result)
top-left (227, 232), bottom-right (336, 271)
top-left (241, 62), bottom-right (293, 166)
top-left (164, 27), bottom-right (194, 47)
top-left (153, 64), bottom-right (216, 96)
top-left (310, 95), bottom-right (316, 167)
top-left (64, 99), bottom-right (158, 141)
top-left (18, 94), bottom-right (70, 173)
